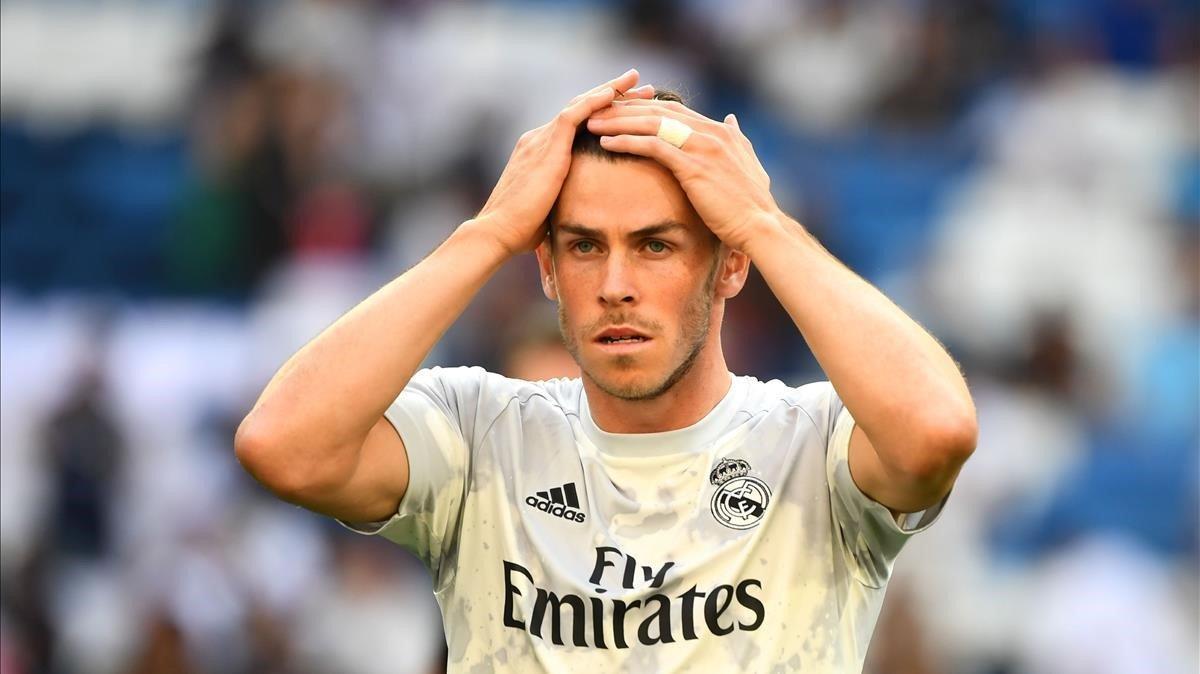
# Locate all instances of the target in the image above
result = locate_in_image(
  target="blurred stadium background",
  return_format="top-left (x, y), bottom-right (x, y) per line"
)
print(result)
top-left (1, 1), bottom-right (1197, 673)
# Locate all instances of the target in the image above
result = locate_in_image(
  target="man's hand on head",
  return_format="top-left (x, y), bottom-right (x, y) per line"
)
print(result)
top-left (585, 100), bottom-right (782, 252)
top-left (470, 69), bottom-right (655, 258)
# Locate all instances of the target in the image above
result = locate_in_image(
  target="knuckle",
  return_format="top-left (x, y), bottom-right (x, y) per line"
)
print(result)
top-left (676, 157), bottom-right (703, 181)
top-left (554, 109), bottom-right (575, 126)
top-left (692, 133), bottom-right (718, 153)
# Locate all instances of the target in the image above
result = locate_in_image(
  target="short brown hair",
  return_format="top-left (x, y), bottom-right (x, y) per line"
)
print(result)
top-left (547, 89), bottom-right (693, 241)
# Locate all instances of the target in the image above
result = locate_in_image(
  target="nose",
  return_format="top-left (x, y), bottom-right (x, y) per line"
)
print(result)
top-left (598, 251), bottom-right (637, 306)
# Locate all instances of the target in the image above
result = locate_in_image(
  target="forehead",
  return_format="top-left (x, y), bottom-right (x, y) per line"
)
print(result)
top-left (552, 155), bottom-right (705, 238)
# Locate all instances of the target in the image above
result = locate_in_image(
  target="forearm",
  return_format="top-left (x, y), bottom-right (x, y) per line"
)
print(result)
top-left (239, 220), bottom-right (511, 462)
top-left (743, 212), bottom-right (975, 474)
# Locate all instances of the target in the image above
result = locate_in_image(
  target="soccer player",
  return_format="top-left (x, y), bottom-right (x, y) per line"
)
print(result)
top-left (235, 69), bottom-right (977, 672)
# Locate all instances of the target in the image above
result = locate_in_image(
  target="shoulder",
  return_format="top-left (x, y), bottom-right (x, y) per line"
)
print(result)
top-left (736, 375), bottom-right (840, 435)
top-left (412, 366), bottom-right (583, 415)
top-left (737, 374), bottom-right (834, 413)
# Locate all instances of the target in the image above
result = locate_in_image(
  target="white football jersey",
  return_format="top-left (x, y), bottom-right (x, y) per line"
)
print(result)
top-left (340, 367), bottom-right (944, 673)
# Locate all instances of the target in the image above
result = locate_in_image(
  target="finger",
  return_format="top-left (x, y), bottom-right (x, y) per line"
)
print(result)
top-left (570, 68), bottom-right (640, 105)
top-left (592, 104), bottom-right (695, 120)
top-left (586, 115), bottom-right (671, 138)
top-left (557, 69), bottom-right (644, 131)
top-left (606, 67), bottom-right (641, 96)
top-left (723, 112), bottom-right (755, 150)
top-left (558, 86), bottom-right (618, 129)
top-left (617, 84), bottom-right (655, 100)
top-left (609, 97), bottom-right (713, 124)
top-left (598, 134), bottom-right (691, 172)
top-left (592, 101), bottom-right (724, 134)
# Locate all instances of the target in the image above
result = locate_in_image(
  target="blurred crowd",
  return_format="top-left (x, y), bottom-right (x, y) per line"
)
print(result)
top-left (1, 1), bottom-right (1197, 673)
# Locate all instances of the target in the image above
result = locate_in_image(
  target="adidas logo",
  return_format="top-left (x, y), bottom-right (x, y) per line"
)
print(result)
top-left (525, 482), bottom-right (587, 523)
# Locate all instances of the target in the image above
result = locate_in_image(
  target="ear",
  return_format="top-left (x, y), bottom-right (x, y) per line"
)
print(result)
top-left (535, 239), bottom-right (558, 301)
top-left (714, 246), bottom-right (751, 300)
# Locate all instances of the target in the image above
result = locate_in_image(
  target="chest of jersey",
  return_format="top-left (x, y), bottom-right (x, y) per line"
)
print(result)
top-left (442, 399), bottom-right (840, 664)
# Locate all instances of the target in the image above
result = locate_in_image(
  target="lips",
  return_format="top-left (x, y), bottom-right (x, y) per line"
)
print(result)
top-left (594, 326), bottom-right (651, 345)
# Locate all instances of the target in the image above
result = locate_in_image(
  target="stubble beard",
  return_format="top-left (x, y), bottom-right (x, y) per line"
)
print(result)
top-left (558, 260), bottom-right (718, 402)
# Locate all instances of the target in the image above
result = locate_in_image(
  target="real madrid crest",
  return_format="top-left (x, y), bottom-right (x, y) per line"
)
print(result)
top-left (709, 458), bottom-right (772, 530)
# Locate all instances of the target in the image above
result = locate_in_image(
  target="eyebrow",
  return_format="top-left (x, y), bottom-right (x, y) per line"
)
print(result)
top-left (554, 220), bottom-right (688, 240)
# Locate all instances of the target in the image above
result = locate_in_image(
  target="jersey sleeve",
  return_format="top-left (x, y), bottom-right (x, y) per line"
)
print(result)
top-left (337, 366), bottom-right (488, 579)
top-left (824, 386), bottom-right (947, 588)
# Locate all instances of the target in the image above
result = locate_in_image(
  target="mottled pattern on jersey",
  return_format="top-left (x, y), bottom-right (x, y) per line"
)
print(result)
top-left (340, 367), bottom-right (945, 673)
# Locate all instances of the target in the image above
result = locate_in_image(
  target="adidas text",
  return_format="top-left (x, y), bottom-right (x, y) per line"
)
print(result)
top-left (526, 483), bottom-right (587, 523)
top-left (525, 495), bottom-right (587, 523)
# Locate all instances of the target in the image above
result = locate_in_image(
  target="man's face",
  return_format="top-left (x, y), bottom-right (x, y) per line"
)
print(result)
top-left (539, 155), bottom-right (722, 400)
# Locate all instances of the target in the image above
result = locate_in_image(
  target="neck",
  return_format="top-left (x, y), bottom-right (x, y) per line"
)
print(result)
top-left (583, 338), bottom-right (733, 434)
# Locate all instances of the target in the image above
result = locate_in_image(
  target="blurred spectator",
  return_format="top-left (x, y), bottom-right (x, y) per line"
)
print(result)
top-left (749, 0), bottom-right (919, 133)
top-left (500, 305), bottom-right (580, 381)
top-left (169, 4), bottom-right (373, 299)
top-left (125, 613), bottom-right (196, 674)
top-left (874, 0), bottom-right (1014, 129)
top-left (863, 580), bottom-right (942, 674)
top-left (1011, 536), bottom-right (1197, 674)
top-left (292, 539), bottom-right (443, 674)
top-left (42, 369), bottom-right (123, 561)
top-left (926, 62), bottom-right (1194, 408)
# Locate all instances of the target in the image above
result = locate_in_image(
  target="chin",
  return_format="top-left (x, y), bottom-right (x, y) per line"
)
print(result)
top-left (585, 365), bottom-right (675, 402)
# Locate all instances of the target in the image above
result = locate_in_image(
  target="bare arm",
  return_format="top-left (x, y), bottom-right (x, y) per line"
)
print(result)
top-left (235, 70), bottom-right (652, 523)
top-left (587, 100), bottom-right (977, 513)
top-left (234, 225), bottom-right (510, 522)
top-left (741, 215), bottom-right (976, 512)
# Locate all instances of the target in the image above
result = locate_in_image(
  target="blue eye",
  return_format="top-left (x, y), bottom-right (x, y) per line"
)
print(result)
top-left (575, 241), bottom-right (595, 253)
top-left (647, 240), bottom-right (667, 253)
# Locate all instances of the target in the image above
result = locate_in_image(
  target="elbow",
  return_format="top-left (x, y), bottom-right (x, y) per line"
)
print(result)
top-left (234, 415), bottom-right (279, 485)
top-left (901, 408), bottom-right (978, 481)
top-left (935, 414), bottom-right (978, 469)
top-left (234, 415), bottom-right (319, 500)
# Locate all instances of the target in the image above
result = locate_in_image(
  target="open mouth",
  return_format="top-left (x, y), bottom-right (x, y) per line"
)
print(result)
top-left (598, 335), bottom-right (649, 344)
top-left (595, 327), bottom-right (652, 346)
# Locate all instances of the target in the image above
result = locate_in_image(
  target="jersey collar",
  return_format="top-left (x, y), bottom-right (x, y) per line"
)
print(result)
top-left (578, 373), bottom-right (744, 458)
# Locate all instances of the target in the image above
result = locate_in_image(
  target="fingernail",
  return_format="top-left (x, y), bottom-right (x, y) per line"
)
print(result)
top-left (599, 136), bottom-right (614, 145)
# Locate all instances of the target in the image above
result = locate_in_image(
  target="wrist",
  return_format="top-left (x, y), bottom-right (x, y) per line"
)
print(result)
top-left (463, 212), bottom-right (547, 259)
top-left (741, 211), bottom-right (834, 276)
top-left (451, 217), bottom-right (520, 266)
top-left (738, 209), bottom-right (795, 257)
